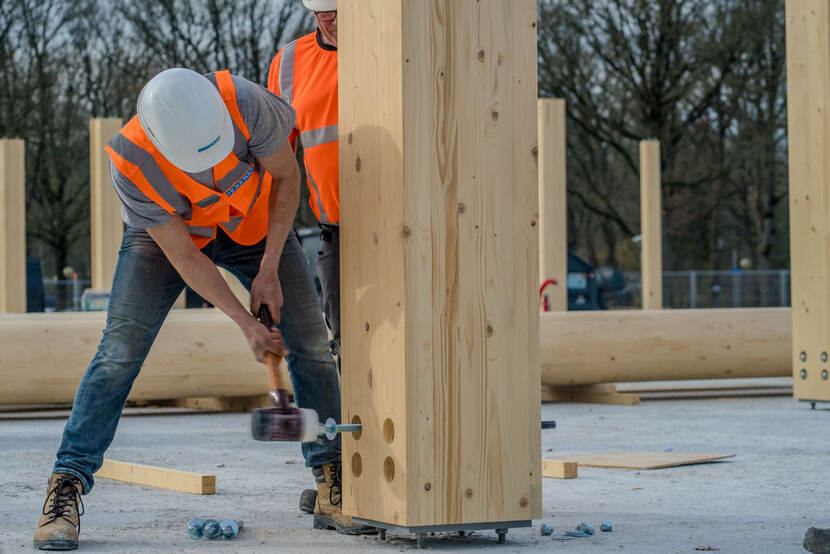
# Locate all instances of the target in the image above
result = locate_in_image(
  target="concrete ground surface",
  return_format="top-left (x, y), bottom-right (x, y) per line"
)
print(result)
top-left (1, 395), bottom-right (828, 553)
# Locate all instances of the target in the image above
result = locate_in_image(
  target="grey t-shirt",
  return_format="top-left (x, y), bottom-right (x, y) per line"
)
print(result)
top-left (110, 74), bottom-right (296, 229)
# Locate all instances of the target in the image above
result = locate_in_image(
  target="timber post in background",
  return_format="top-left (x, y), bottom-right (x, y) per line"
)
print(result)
top-left (639, 139), bottom-right (663, 310)
top-left (538, 98), bottom-right (568, 312)
top-left (0, 139), bottom-right (26, 313)
top-left (339, 0), bottom-right (541, 529)
top-left (90, 118), bottom-right (124, 290)
top-left (785, 0), bottom-right (830, 404)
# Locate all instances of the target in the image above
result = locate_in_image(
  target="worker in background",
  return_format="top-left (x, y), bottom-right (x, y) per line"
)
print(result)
top-left (268, 0), bottom-right (349, 531)
top-left (33, 68), bottom-right (358, 551)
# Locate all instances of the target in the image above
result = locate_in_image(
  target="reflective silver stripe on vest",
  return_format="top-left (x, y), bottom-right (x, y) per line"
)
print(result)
top-left (188, 225), bottom-right (215, 238)
top-left (109, 133), bottom-right (190, 218)
top-left (305, 162), bottom-right (329, 224)
top-left (221, 215), bottom-right (245, 234)
top-left (196, 195), bottom-right (221, 208)
top-left (278, 40), bottom-right (296, 103)
top-left (300, 125), bottom-right (338, 148)
top-left (215, 162), bottom-right (253, 194)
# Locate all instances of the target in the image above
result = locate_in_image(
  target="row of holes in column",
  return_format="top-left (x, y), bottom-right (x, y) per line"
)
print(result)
top-left (350, 415), bottom-right (395, 482)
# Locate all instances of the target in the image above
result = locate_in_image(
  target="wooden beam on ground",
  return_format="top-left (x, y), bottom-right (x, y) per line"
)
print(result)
top-left (0, 310), bottom-right (269, 404)
top-left (555, 453), bottom-right (735, 470)
top-left (540, 308), bottom-right (791, 386)
top-left (0, 139), bottom-right (26, 313)
top-left (640, 140), bottom-right (662, 310)
top-left (339, 0), bottom-right (541, 527)
top-left (95, 459), bottom-right (215, 494)
top-left (541, 384), bottom-right (640, 405)
top-left (90, 118), bottom-right (124, 290)
top-left (541, 460), bottom-right (578, 479)
top-left (785, 0), bottom-right (830, 404)
top-left (538, 98), bottom-right (567, 311)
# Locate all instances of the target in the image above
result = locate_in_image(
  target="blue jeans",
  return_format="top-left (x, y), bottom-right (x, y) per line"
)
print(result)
top-left (54, 227), bottom-right (341, 493)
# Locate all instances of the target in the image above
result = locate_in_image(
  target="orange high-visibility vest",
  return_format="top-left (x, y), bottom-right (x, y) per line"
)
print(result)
top-left (105, 71), bottom-right (272, 248)
top-left (269, 31), bottom-right (338, 224)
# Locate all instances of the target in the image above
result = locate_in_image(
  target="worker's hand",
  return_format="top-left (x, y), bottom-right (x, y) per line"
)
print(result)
top-left (250, 269), bottom-right (283, 325)
top-left (243, 317), bottom-right (289, 362)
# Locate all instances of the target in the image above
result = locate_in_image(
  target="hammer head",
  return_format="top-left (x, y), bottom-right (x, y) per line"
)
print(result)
top-left (251, 406), bottom-right (319, 442)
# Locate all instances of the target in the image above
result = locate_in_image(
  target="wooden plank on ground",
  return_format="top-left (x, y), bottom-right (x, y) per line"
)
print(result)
top-left (557, 453), bottom-right (735, 470)
top-left (95, 459), bottom-right (216, 494)
top-left (541, 385), bottom-right (640, 405)
top-left (541, 460), bottom-right (577, 479)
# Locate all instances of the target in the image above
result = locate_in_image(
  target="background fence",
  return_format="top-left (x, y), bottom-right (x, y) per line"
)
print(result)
top-left (620, 270), bottom-right (791, 309)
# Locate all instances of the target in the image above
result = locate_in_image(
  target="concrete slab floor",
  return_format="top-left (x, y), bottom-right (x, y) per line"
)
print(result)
top-left (1, 396), bottom-right (827, 553)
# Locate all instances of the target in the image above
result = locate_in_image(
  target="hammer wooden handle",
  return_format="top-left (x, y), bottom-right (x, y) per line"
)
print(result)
top-left (266, 351), bottom-right (285, 391)
top-left (258, 305), bottom-right (287, 393)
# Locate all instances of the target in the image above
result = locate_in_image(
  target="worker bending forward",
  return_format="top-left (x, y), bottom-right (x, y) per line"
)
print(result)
top-left (33, 68), bottom-right (368, 551)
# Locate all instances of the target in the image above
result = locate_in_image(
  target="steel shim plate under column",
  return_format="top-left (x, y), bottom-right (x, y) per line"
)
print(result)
top-left (339, 0), bottom-right (541, 536)
top-left (640, 140), bottom-right (663, 310)
top-left (785, 0), bottom-right (830, 404)
top-left (90, 118), bottom-right (124, 290)
top-left (0, 139), bottom-right (26, 313)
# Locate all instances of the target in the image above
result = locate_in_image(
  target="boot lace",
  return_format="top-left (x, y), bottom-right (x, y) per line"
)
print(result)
top-left (327, 464), bottom-right (342, 506)
top-left (40, 476), bottom-right (84, 531)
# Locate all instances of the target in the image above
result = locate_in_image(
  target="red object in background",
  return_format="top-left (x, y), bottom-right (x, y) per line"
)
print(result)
top-left (539, 279), bottom-right (558, 312)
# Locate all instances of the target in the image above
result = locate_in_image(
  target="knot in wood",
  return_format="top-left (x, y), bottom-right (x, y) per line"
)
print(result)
top-left (465, 488), bottom-right (473, 498)
top-left (355, 156), bottom-right (362, 172)
top-left (519, 495), bottom-right (530, 508)
top-left (424, 482), bottom-right (432, 491)
top-left (477, 50), bottom-right (485, 62)
top-left (458, 202), bottom-right (466, 214)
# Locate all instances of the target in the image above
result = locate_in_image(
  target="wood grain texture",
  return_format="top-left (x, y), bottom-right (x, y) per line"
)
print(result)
top-left (0, 139), bottom-right (26, 313)
top-left (540, 308), bottom-right (791, 386)
top-left (90, 118), bottom-right (124, 290)
top-left (785, 0), bottom-right (830, 402)
top-left (556, 453), bottom-right (735, 470)
top-left (538, 99), bottom-right (567, 311)
top-left (639, 140), bottom-right (662, 310)
top-left (95, 459), bottom-right (215, 494)
top-left (340, 0), bottom-right (540, 527)
top-left (541, 460), bottom-right (577, 479)
top-left (0, 311), bottom-right (269, 404)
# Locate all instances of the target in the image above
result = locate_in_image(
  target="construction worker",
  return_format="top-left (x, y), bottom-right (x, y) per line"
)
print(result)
top-left (33, 68), bottom-right (367, 551)
top-left (268, 0), bottom-right (346, 524)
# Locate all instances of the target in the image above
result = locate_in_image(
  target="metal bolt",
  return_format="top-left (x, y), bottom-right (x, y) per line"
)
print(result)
top-left (800, 351), bottom-right (807, 362)
top-left (800, 369), bottom-right (808, 379)
top-left (823, 352), bottom-right (829, 363)
top-left (822, 370), bottom-right (828, 381)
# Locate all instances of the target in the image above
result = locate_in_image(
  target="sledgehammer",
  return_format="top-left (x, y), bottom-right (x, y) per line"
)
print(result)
top-left (250, 306), bottom-right (319, 442)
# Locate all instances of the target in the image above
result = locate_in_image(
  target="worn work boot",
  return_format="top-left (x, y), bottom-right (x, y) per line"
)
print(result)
top-left (33, 474), bottom-right (84, 550)
top-left (299, 488), bottom-right (317, 514)
top-left (804, 527), bottom-right (830, 553)
top-left (312, 463), bottom-right (376, 535)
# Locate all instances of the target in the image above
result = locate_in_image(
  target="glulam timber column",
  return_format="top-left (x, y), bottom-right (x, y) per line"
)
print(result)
top-left (0, 139), bottom-right (26, 313)
top-left (538, 99), bottom-right (568, 311)
top-left (339, 0), bottom-right (541, 531)
top-left (785, 0), bottom-right (830, 404)
top-left (90, 118), bottom-right (124, 290)
top-left (639, 140), bottom-right (662, 310)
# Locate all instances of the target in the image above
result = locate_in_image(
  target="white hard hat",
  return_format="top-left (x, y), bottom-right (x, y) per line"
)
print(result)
top-left (303, 0), bottom-right (337, 11)
top-left (137, 68), bottom-right (234, 173)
